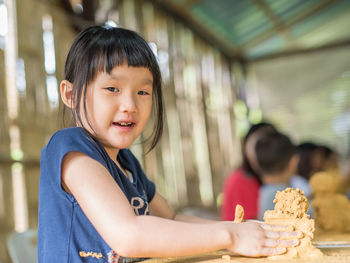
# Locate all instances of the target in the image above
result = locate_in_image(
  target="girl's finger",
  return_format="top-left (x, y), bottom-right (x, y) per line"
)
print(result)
top-left (279, 239), bottom-right (300, 247)
top-left (261, 223), bottom-right (288, 231)
top-left (246, 219), bottom-right (263, 223)
top-left (265, 229), bottom-right (302, 239)
top-left (264, 238), bottom-right (299, 248)
top-left (279, 231), bottom-right (303, 239)
top-left (263, 238), bottom-right (280, 247)
top-left (264, 230), bottom-right (281, 239)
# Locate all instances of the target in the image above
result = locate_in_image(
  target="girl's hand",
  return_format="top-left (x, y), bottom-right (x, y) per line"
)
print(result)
top-left (227, 221), bottom-right (300, 257)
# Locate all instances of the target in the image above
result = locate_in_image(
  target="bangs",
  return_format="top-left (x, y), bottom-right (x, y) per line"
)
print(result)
top-left (87, 28), bottom-right (156, 83)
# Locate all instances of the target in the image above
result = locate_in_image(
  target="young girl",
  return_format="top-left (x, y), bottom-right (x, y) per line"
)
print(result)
top-left (38, 25), bottom-right (300, 263)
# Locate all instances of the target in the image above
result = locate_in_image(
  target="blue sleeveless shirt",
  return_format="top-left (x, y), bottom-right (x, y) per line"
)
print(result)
top-left (38, 127), bottom-right (155, 263)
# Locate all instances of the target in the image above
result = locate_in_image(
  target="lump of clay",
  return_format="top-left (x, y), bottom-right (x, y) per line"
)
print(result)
top-left (233, 204), bottom-right (244, 223)
top-left (310, 171), bottom-right (350, 232)
top-left (310, 170), bottom-right (341, 194)
top-left (264, 188), bottom-right (322, 259)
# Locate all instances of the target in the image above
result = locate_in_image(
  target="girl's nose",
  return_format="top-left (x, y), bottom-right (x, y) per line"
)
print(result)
top-left (119, 94), bottom-right (137, 113)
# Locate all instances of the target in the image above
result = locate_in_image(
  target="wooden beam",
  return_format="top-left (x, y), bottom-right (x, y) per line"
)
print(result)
top-left (247, 38), bottom-right (350, 62)
top-left (244, 0), bottom-right (338, 51)
top-left (252, 0), bottom-right (298, 49)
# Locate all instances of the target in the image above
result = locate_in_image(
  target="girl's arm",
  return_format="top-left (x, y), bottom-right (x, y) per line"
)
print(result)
top-left (62, 152), bottom-right (299, 258)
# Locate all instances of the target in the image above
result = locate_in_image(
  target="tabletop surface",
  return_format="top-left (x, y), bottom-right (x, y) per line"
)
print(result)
top-left (145, 232), bottom-right (350, 263)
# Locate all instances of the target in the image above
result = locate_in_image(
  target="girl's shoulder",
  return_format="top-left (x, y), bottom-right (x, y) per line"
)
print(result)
top-left (44, 127), bottom-right (102, 156)
top-left (42, 127), bottom-right (109, 169)
top-left (51, 126), bottom-right (86, 138)
top-left (227, 167), bottom-right (245, 180)
top-left (48, 127), bottom-right (93, 145)
top-left (226, 167), bottom-right (259, 185)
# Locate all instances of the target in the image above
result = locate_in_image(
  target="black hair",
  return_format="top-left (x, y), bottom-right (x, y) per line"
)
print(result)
top-left (63, 25), bottom-right (163, 151)
top-left (255, 132), bottom-right (296, 175)
top-left (318, 145), bottom-right (335, 159)
top-left (296, 142), bottom-right (318, 180)
top-left (241, 122), bottom-right (277, 184)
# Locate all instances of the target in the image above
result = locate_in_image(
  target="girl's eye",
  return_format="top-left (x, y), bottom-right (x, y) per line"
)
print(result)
top-left (138, 90), bottom-right (150, 95)
top-left (106, 87), bottom-right (119, 92)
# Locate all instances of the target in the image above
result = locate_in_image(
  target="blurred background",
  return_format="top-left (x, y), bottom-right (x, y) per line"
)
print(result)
top-left (1, 0), bottom-right (350, 262)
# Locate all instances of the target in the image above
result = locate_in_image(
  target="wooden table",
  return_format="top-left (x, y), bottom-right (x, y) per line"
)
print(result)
top-left (145, 233), bottom-right (350, 263)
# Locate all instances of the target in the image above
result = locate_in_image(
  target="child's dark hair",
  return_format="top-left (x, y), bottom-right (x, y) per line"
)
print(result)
top-left (297, 142), bottom-right (318, 180)
top-left (318, 144), bottom-right (335, 160)
top-left (255, 131), bottom-right (296, 175)
top-left (241, 122), bottom-right (277, 184)
top-left (63, 25), bottom-right (163, 151)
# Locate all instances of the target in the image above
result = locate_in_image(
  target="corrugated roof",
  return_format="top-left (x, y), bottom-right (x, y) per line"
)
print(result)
top-left (152, 0), bottom-right (350, 61)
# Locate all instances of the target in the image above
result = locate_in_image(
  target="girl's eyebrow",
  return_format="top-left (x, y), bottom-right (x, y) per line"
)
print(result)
top-left (142, 78), bottom-right (153, 86)
top-left (106, 73), bottom-right (153, 86)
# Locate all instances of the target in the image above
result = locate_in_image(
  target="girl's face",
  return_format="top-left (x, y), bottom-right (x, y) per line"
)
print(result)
top-left (82, 64), bottom-right (153, 159)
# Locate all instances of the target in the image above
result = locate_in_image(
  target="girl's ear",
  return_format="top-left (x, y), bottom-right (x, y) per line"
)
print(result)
top-left (60, 80), bottom-right (75, 108)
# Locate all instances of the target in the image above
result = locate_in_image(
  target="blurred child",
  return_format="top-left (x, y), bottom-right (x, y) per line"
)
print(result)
top-left (222, 122), bottom-right (276, 220)
top-left (319, 145), bottom-right (339, 172)
top-left (296, 142), bottom-right (324, 180)
top-left (313, 145), bottom-right (348, 194)
top-left (256, 132), bottom-right (298, 220)
top-left (290, 142), bottom-right (319, 198)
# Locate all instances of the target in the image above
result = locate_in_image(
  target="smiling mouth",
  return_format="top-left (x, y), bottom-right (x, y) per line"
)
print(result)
top-left (113, 122), bottom-right (135, 127)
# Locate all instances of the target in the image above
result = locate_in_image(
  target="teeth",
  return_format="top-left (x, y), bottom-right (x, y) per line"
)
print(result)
top-left (119, 122), bottom-right (132, 126)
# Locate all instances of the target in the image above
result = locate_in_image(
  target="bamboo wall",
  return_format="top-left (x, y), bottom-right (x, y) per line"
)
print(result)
top-left (0, 0), bottom-right (242, 262)
top-left (118, 0), bottom-right (242, 208)
top-left (0, 0), bottom-right (77, 261)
